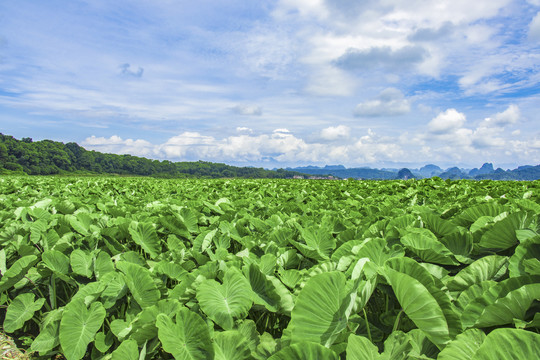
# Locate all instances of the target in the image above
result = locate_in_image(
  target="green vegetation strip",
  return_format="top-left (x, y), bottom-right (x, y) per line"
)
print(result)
top-left (0, 176), bottom-right (539, 359)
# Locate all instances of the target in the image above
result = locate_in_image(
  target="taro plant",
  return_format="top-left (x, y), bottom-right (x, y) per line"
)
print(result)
top-left (0, 176), bottom-right (539, 359)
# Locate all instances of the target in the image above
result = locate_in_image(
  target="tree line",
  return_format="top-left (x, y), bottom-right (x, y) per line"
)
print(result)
top-left (0, 134), bottom-right (303, 179)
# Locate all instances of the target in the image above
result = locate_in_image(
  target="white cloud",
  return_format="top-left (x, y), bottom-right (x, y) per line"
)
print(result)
top-left (471, 126), bottom-right (506, 148)
top-left (273, 128), bottom-right (291, 135)
top-left (355, 88), bottom-right (411, 117)
top-left (236, 127), bottom-right (253, 133)
top-left (320, 125), bottom-right (350, 140)
top-left (83, 135), bottom-right (155, 157)
top-left (481, 105), bottom-right (520, 127)
top-left (304, 65), bottom-right (357, 96)
top-left (529, 12), bottom-right (540, 41)
top-left (83, 113), bottom-right (540, 168)
top-left (352, 129), bottom-right (404, 163)
top-left (427, 109), bottom-right (467, 134)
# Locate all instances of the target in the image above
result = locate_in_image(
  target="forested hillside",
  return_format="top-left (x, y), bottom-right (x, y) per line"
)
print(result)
top-left (0, 134), bottom-right (302, 178)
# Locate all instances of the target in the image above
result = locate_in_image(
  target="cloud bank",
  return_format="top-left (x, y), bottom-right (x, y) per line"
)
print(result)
top-left (83, 105), bottom-right (538, 167)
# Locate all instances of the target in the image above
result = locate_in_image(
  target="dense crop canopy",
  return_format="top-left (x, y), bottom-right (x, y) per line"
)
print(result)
top-left (0, 176), bottom-right (539, 359)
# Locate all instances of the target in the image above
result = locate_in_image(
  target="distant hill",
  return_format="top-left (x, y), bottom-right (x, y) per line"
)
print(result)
top-left (395, 168), bottom-right (416, 180)
top-left (416, 164), bottom-right (443, 178)
top-left (285, 166), bottom-right (396, 179)
top-left (286, 163), bottom-right (540, 180)
top-left (0, 133), bottom-right (304, 179)
top-left (439, 167), bottom-right (469, 180)
top-left (469, 162), bottom-right (494, 177)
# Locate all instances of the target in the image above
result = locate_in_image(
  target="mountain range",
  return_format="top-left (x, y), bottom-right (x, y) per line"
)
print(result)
top-left (284, 163), bottom-right (540, 180)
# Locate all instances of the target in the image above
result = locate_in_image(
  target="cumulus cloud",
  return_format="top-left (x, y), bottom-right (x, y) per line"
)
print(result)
top-left (481, 105), bottom-right (520, 127)
top-left (320, 125), bottom-right (350, 140)
top-left (231, 105), bottom-right (262, 116)
top-left (119, 63), bottom-right (144, 78)
top-left (354, 88), bottom-right (411, 117)
top-left (427, 109), bottom-right (467, 134)
top-left (83, 135), bottom-right (154, 156)
top-left (83, 114), bottom-right (540, 167)
top-left (471, 126), bottom-right (506, 148)
top-left (334, 46), bottom-right (427, 72)
top-left (351, 129), bottom-right (404, 163)
top-left (82, 128), bottom-right (404, 165)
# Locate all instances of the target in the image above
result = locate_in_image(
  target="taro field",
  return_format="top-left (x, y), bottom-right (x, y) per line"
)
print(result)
top-left (0, 176), bottom-right (539, 359)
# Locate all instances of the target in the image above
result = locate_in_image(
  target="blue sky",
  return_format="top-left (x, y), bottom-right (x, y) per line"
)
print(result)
top-left (1, 0), bottom-right (539, 169)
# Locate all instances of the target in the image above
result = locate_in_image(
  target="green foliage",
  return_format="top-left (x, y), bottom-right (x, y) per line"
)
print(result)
top-left (0, 176), bottom-right (539, 359)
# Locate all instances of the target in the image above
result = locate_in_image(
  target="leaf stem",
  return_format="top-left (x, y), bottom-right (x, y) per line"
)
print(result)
top-left (393, 309), bottom-right (403, 332)
top-left (49, 274), bottom-right (57, 309)
top-left (25, 276), bottom-right (51, 312)
top-left (362, 307), bottom-right (372, 342)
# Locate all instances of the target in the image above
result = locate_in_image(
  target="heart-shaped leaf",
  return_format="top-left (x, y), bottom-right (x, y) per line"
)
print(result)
top-left (196, 267), bottom-right (252, 330)
top-left (3, 293), bottom-right (45, 333)
top-left (59, 299), bottom-right (106, 360)
top-left (157, 307), bottom-right (214, 360)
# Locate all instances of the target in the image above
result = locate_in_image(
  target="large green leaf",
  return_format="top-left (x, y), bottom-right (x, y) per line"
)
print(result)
top-left (156, 308), bottom-right (214, 360)
top-left (455, 203), bottom-right (507, 227)
top-left (0, 255), bottom-right (38, 292)
top-left (59, 299), bottom-right (106, 360)
top-left (299, 225), bottom-right (336, 259)
top-left (42, 249), bottom-right (70, 275)
top-left (438, 329), bottom-right (486, 360)
top-left (159, 214), bottom-right (191, 239)
top-left (399, 228), bottom-right (459, 265)
top-left (440, 228), bottom-right (473, 259)
top-left (68, 213), bottom-right (92, 236)
top-left (290, 225), bottom-right (336, 261)
top-left (70, 249), bottom-right (94, 278)
top-left (461, 275), bottom-right (540, 329)
top-left (111, 339), bottom-right (139, 360)
top-left (420, 212), bottom-right (458, 238)
top-left (128, 221), bottom-right (161, 259)
top-left (116, 261), bottom-right (161, 308)
top-left (446, 255), bottom-right (508, 291)
top-left (470, 328), bottom-right (540, 359)
top-left (3, 293), bottom-right (45, 333)
top-left (509, 235), bottom-right (540, 277)
top-left (31, 309), bottom-right (63, 354)
top-left (478, 211), bottom-right (533, 250)
top-left (246, 263), bottom-right (281, 312)
top-left (196, 267), bottom-right (252, 330)
top-left (268, 342), bottom-right (339, 360)
top-left (383, 257), bottom-right (460, 347)
top-left (349, 237), bottom-right (401, 269)
top-left (94, 250), bottom-right (115, 280)
top-left (179, 207), bottom-right (199, 233)
top-left (213, 330), bottom-right (252, 360)
top-left (379, 331), bottom-right (412, 360)
top-left (346, 335), bottom-right (380, 360)
top-left (288, 271), bottom-right (353, 347)
top-left (99, 271), bottom-right (128, 309)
